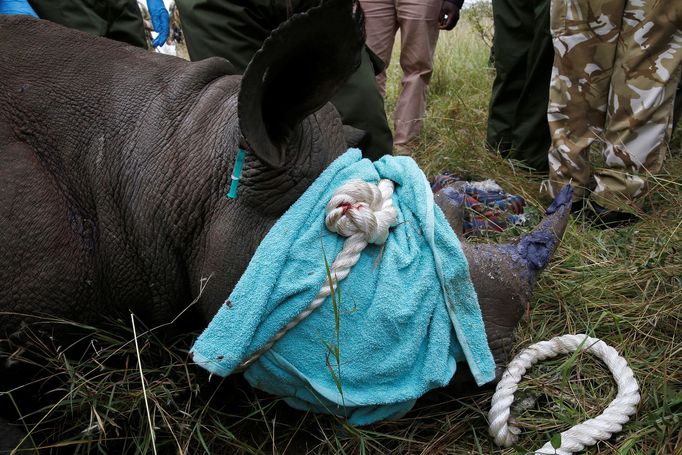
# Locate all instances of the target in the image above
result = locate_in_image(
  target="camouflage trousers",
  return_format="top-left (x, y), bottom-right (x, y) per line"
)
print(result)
top-left (545, 0), bottom-right (682, 211)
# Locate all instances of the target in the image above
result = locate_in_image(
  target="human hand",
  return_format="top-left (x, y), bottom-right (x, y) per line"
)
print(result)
top-left (439, 0), bottom-right (460, 31)
top-left (0, 0), bottom-right (38, 17)
top-left (146, 0), bottom-right (170, 47)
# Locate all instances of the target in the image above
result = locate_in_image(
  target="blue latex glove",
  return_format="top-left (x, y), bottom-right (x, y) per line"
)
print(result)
top-left (146, 0), bottom-right (169, 48)
top-left (0, 0), bottom-right (38, 17)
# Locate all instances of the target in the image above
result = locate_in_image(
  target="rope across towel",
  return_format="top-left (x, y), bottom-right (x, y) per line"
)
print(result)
top-left (237, 178), bottom-right (397, 370)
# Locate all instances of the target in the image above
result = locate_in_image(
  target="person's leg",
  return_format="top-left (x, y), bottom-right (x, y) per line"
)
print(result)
top-left (508, 0), bottom-right (553, 171)
top-left (106, 0), bottom-right (147, 48)
top-left (591, 1), bottom-right (682, 211)
top-left (329, 49), bottom-right (394, 159)
top-left (360, 0), bottom-right (398, 97)
top-left (28, 0), bottom-right (107, 37)
top-left (175, 0), bottom-right (273, 70)
top-left (392, 0), bottom-right (441, 149)
top-left (545, 0), bottom-right (626, 201)
top-left (673, 77), bottom-right (682, 132)
top-left (486, 0), bottom-right (533, 157)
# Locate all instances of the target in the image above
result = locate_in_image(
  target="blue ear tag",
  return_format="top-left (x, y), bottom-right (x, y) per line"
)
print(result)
top-left (227, 148), bottom-right (247, 199)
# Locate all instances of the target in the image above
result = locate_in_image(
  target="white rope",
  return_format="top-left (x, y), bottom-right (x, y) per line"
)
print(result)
top-left (237, 179), bottom-right (397, 370)
top-left (488, 334), bottom-right (640, 454)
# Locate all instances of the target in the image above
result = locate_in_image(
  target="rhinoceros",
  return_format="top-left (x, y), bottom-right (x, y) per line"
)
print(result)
top-left (0, 0), bottom-right (570, 449)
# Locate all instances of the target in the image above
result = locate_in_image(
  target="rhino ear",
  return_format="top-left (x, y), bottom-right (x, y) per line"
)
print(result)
top-left (238, 0), bottom-right (366, 168)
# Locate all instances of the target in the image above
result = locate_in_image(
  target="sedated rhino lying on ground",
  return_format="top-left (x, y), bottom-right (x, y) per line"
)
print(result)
top-left (0, 0), bottom-right (570, 450)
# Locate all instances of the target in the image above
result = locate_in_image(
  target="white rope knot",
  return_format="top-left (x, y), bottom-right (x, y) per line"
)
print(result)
top-left (325, 179), bottom-right (397, 244)
top-left (488, 334), bottom-right (640, 454)
top-left (237, 179), bottom-right (397, 370)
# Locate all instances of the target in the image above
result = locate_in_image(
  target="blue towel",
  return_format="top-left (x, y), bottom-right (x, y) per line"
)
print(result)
top-left (191, 149), bottom-right (496, 425)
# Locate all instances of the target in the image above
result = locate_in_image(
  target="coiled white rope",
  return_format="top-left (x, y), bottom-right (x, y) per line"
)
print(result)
top-left (488, 334), bottom-right (640, 454)
top-left (237, 179), bottom-right (397, 370)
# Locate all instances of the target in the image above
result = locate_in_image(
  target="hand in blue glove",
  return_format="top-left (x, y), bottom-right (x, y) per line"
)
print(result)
top-left (0, 0), bottom-right (38, 17)
top-left (146, 0), bottom-right (170, 48)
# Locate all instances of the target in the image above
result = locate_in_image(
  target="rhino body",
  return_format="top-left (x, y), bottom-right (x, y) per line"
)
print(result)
top-left (0, 5), bottom-right (359, 331)
top-left (2, 19), bottom-right (239, 328)
top-left (0, 0), bottom-right (569, 449)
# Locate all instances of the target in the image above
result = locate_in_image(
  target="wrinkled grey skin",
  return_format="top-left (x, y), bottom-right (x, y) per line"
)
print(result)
top-left (0, 2), bottom-right (364, 333)
top-left (0, 0), bottom-right (568, 449)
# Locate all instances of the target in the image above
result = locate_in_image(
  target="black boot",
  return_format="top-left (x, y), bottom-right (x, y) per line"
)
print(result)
top-left (588, 202), bottom-right (640, 228)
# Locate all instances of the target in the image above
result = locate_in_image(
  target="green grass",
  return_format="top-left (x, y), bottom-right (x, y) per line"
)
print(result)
top-left (3, 7), bottom-right (682, 454)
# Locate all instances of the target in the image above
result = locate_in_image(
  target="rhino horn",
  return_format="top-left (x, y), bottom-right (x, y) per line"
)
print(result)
top-left (509, 183), bottom-right (572, 278)
top-left (465, 184), bottom-right (572, 283)
top-left (436, 185), bottom-right (572, 380)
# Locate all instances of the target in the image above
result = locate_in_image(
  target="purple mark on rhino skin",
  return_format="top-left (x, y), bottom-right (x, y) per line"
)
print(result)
top-left (463, 185), bottom-right (571, 291)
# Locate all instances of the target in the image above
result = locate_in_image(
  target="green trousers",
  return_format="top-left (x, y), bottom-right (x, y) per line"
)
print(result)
top-left (175, 0), bottom-right (394, 160)
top-left (28, 0), bottom-right (147, 48)
top-left (486, 0), bottom-right (553, 172)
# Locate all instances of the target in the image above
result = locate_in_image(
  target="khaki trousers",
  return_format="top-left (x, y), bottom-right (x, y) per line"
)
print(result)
top-left (361, 0), bottom-right (442, 148)
top-left (547, 0), bottom-right (682, 210)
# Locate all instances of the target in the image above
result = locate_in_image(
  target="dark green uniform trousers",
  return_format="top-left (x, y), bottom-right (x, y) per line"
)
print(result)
top-left (486, 0), bottom-right (553, 171)
top-left (28, 0), bottom-right (147, 48)
top-left (175, 0), bottom-right (394, 160)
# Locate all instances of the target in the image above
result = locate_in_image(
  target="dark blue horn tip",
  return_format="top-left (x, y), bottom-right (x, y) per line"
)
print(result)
top-left (518, 185), bottom-right (572, 271)
top-left (545, 184), bottom-right (573, 216)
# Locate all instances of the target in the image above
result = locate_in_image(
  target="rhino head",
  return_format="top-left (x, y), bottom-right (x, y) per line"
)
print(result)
top-left (0, 0), bottom-right (569, 412)
top-left (190, 0), bottom-right (370, 317)
top-left (195, 0), bottom-right (572, 375)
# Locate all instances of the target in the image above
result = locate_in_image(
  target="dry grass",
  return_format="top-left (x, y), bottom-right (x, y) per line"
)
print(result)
top-left (2, 4), bottom-right (681, 454)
